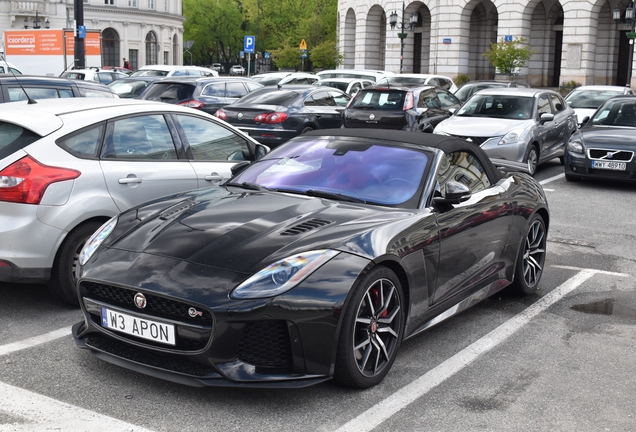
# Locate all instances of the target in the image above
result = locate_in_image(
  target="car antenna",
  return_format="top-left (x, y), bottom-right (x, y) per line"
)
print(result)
top-left (1, 53), bottom-right (37, 104)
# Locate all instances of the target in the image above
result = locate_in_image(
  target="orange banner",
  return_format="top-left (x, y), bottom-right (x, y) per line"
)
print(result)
top-left (4, 29), bottom-right (101, 56)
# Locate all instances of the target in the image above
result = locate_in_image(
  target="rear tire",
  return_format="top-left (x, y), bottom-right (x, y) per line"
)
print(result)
top-left (48, 222), bottom-right (102, 306)
top-left (333, 266), bottom-right (404, 388)
top-left (301, 126), bottom-right (315, 134)
top-left (510, 214), bottom-right (547, 295)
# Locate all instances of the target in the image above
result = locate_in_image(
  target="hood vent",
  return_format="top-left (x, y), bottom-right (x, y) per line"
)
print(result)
top-left (281, 218), bottom-right (333, 236)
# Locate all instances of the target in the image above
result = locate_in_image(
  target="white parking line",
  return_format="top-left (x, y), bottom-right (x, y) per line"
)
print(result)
top-left (0, 327), bottom-right (71, 357)
top-left (539, 173), bottom-right (565, 185)
top-left (334, 267), bottom-right (628, 432)
top-left (0, 382), bottom-right (155, 432)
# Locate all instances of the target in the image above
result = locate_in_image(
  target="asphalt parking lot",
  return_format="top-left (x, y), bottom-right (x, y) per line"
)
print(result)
top-left (1, 159), bottom-right (635, 432)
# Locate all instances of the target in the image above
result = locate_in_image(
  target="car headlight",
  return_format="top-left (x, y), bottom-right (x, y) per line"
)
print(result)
top-left (78, 216), bottom-right (118, 266)
top-left (567, 138), bottom-right (584, 154)
top-left (231, 250), bottom-right (340, 299)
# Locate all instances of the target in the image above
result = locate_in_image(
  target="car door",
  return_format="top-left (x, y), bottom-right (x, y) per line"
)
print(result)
top-left (173, 113), bottom-right (253, 188)
top-left (546, 93), bottom-right (573, 159)
top-left (431, 151), bottom-right (513, 304)
top-left (536, 93), bottom-right (559, 157)
top-left (304, 91), bottom-right (344, 129)
top-left (100, 114), bottom-right (198, 212)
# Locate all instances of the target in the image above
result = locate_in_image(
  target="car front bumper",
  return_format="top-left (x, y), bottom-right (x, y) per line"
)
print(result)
top-left (565, 150), bottom-right (636, 182)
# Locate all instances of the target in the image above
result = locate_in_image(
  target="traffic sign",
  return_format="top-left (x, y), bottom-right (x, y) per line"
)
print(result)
top-left (299, 39), bottom-right (307, 50)
top-left (300, 49), bottom-right (308, 59)
top-left (244, 36), bottom-right (255, 53)
top-left (264, 52), bottom-right (271, 59)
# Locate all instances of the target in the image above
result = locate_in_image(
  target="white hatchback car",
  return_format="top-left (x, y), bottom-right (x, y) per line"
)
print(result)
top-left (0, 98), bottom-right (267, 305)
top-left (60, 67), bottom-right (129, 85)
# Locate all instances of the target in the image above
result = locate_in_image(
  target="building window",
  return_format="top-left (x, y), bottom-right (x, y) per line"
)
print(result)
top-left (101, 28), bottom-right (120, 67)
top-left (145, 32), bottom-right (158, 65)
top-left (148, 0), bottom-right (155, 9)
top-left (104, 0), bottom-right (114, 5)
top-left (128, 0), bottom-right (137, 7)
top-left (129, 49), bottom-right (138, 71)
top-left (172, 34), bottom-right (178, 65)
top-left (163, 51), bottom-right (169, 65)
top-left (164, 0), bottom-right (168, 12)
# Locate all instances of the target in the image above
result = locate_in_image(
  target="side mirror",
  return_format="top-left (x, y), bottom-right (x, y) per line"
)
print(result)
top-left (433, 181), bottom-right (471, 205)
top-left (254, 144), bottom-right (269, 160)
top-left (230, 161), bottom-right (251, 176)
top-left (539, 112), bottom-right (555, 124)
top-left (581, 116), bottom-right (590, 125)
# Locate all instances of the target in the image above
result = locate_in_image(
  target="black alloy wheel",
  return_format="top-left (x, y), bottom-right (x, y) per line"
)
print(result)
top-left (49, 221), bottom-right (103, 306)
top-left (511, 214), bottom-right (547, 295)
top-left (334, 266), bottom-right (404, 388)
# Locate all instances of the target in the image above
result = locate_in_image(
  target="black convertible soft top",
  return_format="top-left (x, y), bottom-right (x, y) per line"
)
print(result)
top-left (304, 128), bottom-right (503, 183)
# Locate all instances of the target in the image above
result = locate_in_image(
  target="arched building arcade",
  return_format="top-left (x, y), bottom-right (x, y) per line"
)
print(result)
top-left (338, 0), bottom-right (636, 87)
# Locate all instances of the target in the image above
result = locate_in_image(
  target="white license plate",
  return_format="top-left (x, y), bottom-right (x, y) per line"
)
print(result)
top-left (101, 308), bottom-right (175, 346)
top-left (592, 160), bottom-right (626, 171)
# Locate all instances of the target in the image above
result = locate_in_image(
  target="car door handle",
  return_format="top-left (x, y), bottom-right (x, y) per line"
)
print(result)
top-left (204, 173), bottom-right (224, 182)
top-left (315, 114), bottom-right (322, 118)
top-left (118, 177), bottom-right (142, 184)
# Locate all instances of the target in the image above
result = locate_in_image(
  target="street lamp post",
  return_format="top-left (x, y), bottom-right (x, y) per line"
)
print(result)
top-left (23, 12), bottom-right (49, 29)
top-left (388, 2), bottom-right (418, 74)
top-left (613, 3), bottom-right (636, 87)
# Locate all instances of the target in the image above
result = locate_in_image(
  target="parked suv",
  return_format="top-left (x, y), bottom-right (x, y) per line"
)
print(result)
top-left (0, 75), bottom-right (116, 102)
top-left (139, 76), bottom-right (263, 114)
top-left (0, 98), bottom-right (267, 305)
top-left (60, 67), bottom-right (128, 85)
top-left (343, 84), bottom-right (462, 133)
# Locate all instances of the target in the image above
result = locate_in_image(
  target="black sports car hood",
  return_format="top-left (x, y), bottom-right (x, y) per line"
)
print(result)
top-left (577, 126), bottom-right (636, 148)
top-left (106, 186), bottom-right (414, 275)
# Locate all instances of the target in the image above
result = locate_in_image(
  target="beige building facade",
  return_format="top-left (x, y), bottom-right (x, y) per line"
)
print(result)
top-left (338, 0), bottom-right (636, 87)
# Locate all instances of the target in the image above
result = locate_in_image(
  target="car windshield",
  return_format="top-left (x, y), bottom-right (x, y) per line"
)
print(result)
top-left (141, 83), bottom-right (196, 102)
top-left (349, 89), bottom-right (406, 110)
top-left (232, 137), bottom-right (429, 206)
top-left (377, 77), bottom-right (426, 86)
top-left (454, 84), bottom-right (506, 102)
top-left (108, 80), bottom-right (151, 98)
top-left (455, 94), bottom-right (534, 120)
top-left (590, 99), bottom-right (636, 127)
top-left (234, 89), bottom-right (299, 106)
top-left (130, 69), bottom-right (169, 77)
top-left (565, 89), bottom-right (622, 109)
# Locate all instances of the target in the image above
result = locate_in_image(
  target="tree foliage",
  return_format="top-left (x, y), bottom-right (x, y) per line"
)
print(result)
top-left (482, 37), bottom-right (535, 75)
top-left (183, 0), bottom-right (340, 70)
top-left (309, 40), bottom-right (342, 69)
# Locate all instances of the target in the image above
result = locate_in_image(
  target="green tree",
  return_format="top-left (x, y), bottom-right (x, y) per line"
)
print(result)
top-left (482, 37), bottom-right (535, 76)
top-left (309, 40), bottom-right (342, 69)
top-left (270, 44), bottom-right (302, 69)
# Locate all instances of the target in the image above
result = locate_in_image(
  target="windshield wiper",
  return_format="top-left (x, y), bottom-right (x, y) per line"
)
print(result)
top-left (305, 189), bottom-right (367, 203)
top-left (225, 182), bottom-right (270, 191)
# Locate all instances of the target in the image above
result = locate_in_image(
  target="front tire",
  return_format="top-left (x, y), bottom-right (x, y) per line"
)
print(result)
top-left (48, 221), bottom-right (103, 306)
top-left (334, 266), bottom-right (404, 388)
top-left (526, 145), bottom-right (539, 176)
top-left (510, 214), bottom-right (547, 295)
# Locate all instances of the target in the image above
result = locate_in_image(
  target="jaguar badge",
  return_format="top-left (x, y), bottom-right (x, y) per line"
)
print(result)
top-left (134, 293), bottom-right (147, 309)
top-left (188, 307), bottom-right (203, 318)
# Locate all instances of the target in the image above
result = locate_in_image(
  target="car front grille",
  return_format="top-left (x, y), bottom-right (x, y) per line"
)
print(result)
top-left (454, 136), bottom-right (490, 146)
top-left (81, 281), bottom-right (213, 351)
top-left (588, 148), bottom-right (634, 161)
top-left (82, 281), bottom-right (212, 326)
top-left (236, 320), bottom-right (293, 373)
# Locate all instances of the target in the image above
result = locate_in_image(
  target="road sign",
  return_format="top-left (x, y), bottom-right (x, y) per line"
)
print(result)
top-left (299, 39), bottom-right (307, 50)
top-left (244, 36), bottom-right (255, 53)
top-left (300, 49), bottom-right (308, 59)
top-left (264, 51), bottom-right (271, 59)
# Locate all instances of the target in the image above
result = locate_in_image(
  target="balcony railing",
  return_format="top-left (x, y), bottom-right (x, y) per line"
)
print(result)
top-left (10, 1), bottom-right (51, 14)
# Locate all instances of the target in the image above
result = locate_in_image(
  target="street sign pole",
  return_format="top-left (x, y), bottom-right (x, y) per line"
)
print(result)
top-left (247, 53), bottom-right (251, 78)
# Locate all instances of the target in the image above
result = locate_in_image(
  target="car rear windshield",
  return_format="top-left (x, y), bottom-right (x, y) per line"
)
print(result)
top-left (235, 89), bottom-right (299, 106)
top-left (0, 122), bottom-right (41, 159)
top-left (141, 82), bottom-right (196, 102)
top-left (130, 69), bottom-right (169, 77)
top-left (565, 90), bottom-right (622, 109)
top-left (349, 89), bottom-right (406, 110)
top-left (316, 81), bottom-right (348, 92)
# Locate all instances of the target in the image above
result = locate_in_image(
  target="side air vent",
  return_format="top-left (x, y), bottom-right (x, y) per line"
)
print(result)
top-left (280, 218), bottom-right (333, 236)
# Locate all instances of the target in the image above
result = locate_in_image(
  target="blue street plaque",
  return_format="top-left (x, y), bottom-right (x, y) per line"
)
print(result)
top-left (240, 51), bottom-right (244, 58)
top-left (244, 36), bottom-right (255, 53)
top-left (505, 35), bottom-right (513, 43)
top-left (442, 38), bottom-right (451, 44)
top-left (78, 26), bottom-right (86, 39)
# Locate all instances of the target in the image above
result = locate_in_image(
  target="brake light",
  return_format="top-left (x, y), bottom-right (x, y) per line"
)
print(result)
top-left (0, 156), bottom-right (80, 204)
top-left (254, 112), bottom-right (288, 124)
top-left (215, 109), bottom-right (228, 120)
top-left (404, 92), bottom-right (414, 110)
top-left (178, 100), bottom-right (204, 109)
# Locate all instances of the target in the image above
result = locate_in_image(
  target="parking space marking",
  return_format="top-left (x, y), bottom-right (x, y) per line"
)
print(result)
top-left (334, 267), bottom-right (628, 432)
top-left (0, 382), bottom-right (155, 432)
top-left (0, 327), bottom-right (71, 357)
top-left (539, 173), bottom-right (564, 185)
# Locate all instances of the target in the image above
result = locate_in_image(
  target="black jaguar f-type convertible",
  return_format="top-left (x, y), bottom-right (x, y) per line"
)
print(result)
top-left (72, 129), bottom-right (549, 389)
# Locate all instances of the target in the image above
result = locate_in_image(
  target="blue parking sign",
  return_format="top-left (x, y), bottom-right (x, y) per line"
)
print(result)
top-left (244, 36), bottom-right (255, 53)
